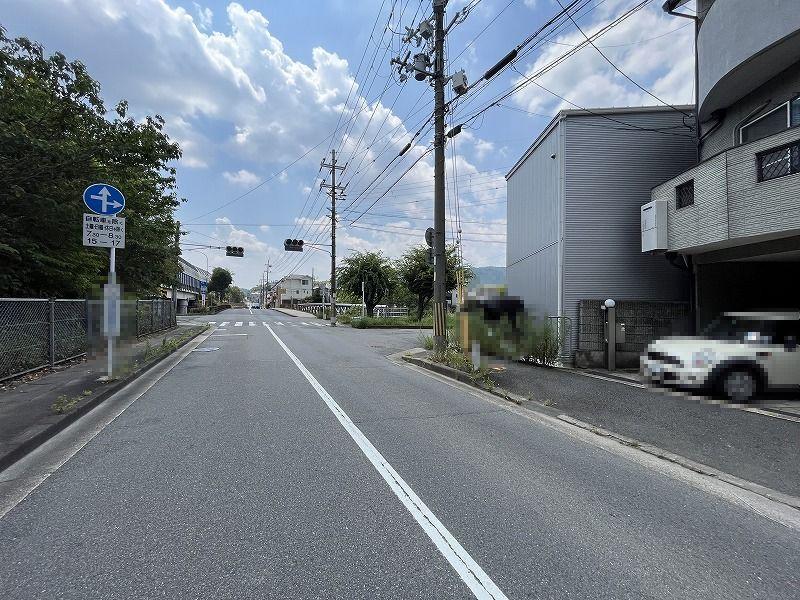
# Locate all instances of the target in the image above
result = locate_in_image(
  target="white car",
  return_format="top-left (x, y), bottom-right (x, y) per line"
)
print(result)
top-left (641, 312), bottom-right (800, 402)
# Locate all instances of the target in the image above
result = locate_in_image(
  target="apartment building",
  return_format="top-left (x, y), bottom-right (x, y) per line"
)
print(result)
top-left (642, 0), bottom-right (800, 327)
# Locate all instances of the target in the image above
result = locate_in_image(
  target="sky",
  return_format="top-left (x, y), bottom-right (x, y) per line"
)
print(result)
top-left (2, 0), bottom-right (694, 289)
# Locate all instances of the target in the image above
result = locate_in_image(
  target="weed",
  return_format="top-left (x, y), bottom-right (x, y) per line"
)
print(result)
top-left (82, 389), bottom-right (93, 396)
top-left (51, 394), bottom-right (79, 415)
top-left (418, 333), bottom-right (434, 350)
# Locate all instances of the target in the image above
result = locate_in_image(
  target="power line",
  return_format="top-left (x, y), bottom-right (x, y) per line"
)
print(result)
top-left (553, 0), bottom-right (693, 118)
top-left (348, 146), bottom-right (434, 225)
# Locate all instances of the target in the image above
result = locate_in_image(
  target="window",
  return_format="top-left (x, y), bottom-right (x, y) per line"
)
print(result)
top-left (302, 279), bottom-right (309, 285)
top-left (740, 98), bottom-right (800, 144)
top-left (757, 140), bottom-right (800, 182)
top-left (675, 179), bottom-right (694, 209)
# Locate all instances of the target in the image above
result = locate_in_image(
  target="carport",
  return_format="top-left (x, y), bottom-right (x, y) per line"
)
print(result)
top-left (693, 235), bottom-right (800, 330)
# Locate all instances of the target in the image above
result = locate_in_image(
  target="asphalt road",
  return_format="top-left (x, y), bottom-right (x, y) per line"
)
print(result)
top-left (0, 308), bottom-right (797, 599)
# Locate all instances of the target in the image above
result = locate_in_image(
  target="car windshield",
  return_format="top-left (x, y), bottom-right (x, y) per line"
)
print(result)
top-left (702, 316), bottom-right (776, 343)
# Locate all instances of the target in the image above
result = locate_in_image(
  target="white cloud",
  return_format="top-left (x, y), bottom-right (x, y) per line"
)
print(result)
top-left (511, 3), bottom-right (694, 115)
top-left (193, 2), bottom-right (212, 30)
top-left (223, 169), bottom-right (260, 187)
top-left (1, 0), bottom-right (509, 276)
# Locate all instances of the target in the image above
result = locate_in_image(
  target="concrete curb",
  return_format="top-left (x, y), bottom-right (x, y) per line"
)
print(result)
top-left (0, 325), bottom-right (208, 474)
top-left (401, 354), bottom-right (531, 406)
top-left (400, 351), bottom-right (800, 513)
top-left (557, 414), bottom-right (800, 511)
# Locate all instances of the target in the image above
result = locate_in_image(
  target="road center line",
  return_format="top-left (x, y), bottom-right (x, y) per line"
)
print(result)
top-left (265, 324), bottom-right (507, 600)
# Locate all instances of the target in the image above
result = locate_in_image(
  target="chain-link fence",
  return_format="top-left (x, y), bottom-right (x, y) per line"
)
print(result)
top-left (0, 297), bottom-right (176, 382)
top-left (135, 298), bottom-right (176, 337)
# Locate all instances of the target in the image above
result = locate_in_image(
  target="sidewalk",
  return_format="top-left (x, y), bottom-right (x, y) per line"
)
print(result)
top-left (0, 322), bottom-right (206, 471)
top-left (270, 307), bottom-right (317, 318)
top-left (488, 360), bottom-right (800, 498)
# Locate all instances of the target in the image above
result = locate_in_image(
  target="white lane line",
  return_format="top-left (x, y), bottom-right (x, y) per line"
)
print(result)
top-left (277, 322), bottom-right (286, 326)
top-left (288, 323), bottom-right (298, 327)
top-left (262, 321), bottom-right (269, 326)
top-left (265, 325), bottom-right (508, 600)
top-left (220, 321), bottom-right (229, 327)
top-left (301, 322), bottom-right (313, 326)
top-left (312, 322), bottom-right (324, 327)
top-left (248, 307), bottom-right (253, 315)
top-left (249, 321), bottom-right (256, 327)
top-left (217, 328), bottom-right (228, 331)
top-left (210, 333), bottom-right (248, 337)
top-left (234, 321), bottom-right (243, 327)
top-left (208, 321), bottom-right (217, 324)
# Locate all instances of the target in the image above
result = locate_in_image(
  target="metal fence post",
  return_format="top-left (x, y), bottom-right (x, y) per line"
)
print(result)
top-left (48, 298), bottom-right (55, 368)
top-left (151, 300), bottom-right (155, 334)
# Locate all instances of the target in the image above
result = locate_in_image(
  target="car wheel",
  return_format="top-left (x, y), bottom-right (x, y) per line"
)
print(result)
top-left (721, 369), bottom-right (758, 403)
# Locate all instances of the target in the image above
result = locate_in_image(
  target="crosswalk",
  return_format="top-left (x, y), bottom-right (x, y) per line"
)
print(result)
top-left (209, 320), bottom-right (326, 329)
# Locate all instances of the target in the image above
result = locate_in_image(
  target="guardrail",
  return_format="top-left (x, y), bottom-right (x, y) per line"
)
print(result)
top-left (296, 303), bottom-right (409, 317)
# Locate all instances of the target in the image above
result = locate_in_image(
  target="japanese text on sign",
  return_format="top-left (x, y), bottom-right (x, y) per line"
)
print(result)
top-left (82, 213), bottom-right (125, 248)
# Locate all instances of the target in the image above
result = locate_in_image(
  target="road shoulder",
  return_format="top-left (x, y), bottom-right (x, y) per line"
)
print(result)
top-left (0, 324), bottom-right (208, 473)
top-left (397, 350), bottom-right (800, 512)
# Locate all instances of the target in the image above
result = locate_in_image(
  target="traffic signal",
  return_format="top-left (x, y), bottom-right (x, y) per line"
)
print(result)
top-left (225, 246), bottom-right (244, 257)
top-left (284, 239), bottom-right (304, 252)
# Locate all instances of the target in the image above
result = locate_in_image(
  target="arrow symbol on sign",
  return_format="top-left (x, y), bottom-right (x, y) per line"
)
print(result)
top-left (91, 186), bottom-right (122, 213)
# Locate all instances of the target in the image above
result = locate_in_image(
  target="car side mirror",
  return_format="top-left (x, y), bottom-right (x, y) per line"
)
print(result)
top-left (785, 336), bottom-right (798, 352)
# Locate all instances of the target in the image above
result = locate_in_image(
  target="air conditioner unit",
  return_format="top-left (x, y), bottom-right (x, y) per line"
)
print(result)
top-left (641, 199), bottom-right (668, 252)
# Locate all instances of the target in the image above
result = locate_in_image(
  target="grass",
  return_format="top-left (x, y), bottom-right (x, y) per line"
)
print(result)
top-left (429, 345), bottom-right (496, 392)
top-left (417, 332), bottom-right (434, 350)
top-left (51, 394), bottom-right (80, 414)
top-left (351, 316), bottom-right (429, 329)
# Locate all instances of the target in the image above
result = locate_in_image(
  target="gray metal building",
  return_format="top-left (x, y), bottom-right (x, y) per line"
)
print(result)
top-left (506, 106), bottom-right (696, 362)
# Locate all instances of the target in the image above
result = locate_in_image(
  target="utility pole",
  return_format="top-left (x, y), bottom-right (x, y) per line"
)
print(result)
top-left (172, 221), bottom-right (180, 314)
top-left (321, 149), bottom-right (345, 326)
top-left (432, 0), bottom-right (447, 351)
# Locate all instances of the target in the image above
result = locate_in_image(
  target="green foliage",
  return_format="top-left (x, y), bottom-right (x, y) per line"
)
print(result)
top-left (395, 244), bottom-right (471, 321)
top-left (0, 29), bottom-right (183, 297)
top-left (458, 311), bottom-right (565, 366)
top-left (225, 285), bottom-right (245, 303)
top-left (51, 394), bottom-right (80, 414)
top-left (208, 267), bottom-right (232, 296)
top-left (350, 316), bottom-right (428, 328)
top-left (418, 332), bottom-right (434, 350)
top-left (337, 251), bottom-right (395, 317)
top-left (310, 287), bottom-right (323, 303)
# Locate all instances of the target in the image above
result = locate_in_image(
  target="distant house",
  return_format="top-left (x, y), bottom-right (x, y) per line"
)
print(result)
top-left (275, 274), bottom-right (312, 307)
top-left (506, 106), bottom-right (696, 363)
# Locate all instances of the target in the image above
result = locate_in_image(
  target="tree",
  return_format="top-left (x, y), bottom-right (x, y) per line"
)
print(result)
top-left (0, 29), bottom-right (183, 297)
top-left (226, 285), bottom-right (245, 303)
top-left (396, 244), bottom-right (470, 321)
top-left (310, 287), bottom-right (323, 303)
top-left (208, 267), bottom-right (232, 300)
top-left (337, 251), bottom-right (395, 317)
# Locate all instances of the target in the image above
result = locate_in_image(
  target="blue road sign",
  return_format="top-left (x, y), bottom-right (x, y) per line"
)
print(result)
top-left (200, 281), bottom-right (208, 293)
top-left (83, 183), bottom-right (125, 216)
